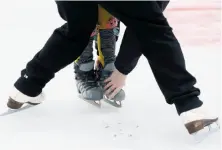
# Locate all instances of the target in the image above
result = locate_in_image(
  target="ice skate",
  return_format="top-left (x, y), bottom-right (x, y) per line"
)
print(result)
top-left (74, 61), bottom-right (103, 107)
top-left (7, 86), bottom-right (44, 110)
top-left (180, 105), bottom-right (220, 142)
top-left (96, 62), bottom-right (125, 107)
top-left (0, 86), bottom-right (44, 116)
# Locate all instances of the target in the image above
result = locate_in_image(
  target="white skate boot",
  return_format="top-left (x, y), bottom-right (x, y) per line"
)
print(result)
top-left (7, 86), bottom-right (44, 109)
top-left (180, 105), bottom-right (220, 142)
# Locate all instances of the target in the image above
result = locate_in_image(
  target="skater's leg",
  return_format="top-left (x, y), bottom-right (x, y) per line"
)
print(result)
top-left (74, 37), bottom-right (94, 65)
top-left (99, 1), bottom-right (219, 135)
top-left (11, 2), bottom-right (98, 100)
top-left (96, 28), bottom-right (127, 102)
top-left (95, 5), bottom-right (117, 66)
top-left (100, 1), bottom-right (202, 114)
top-left (93, 6), bottom-right (125, 103)
top-left (97, 29), bottom-right (116, 65)
top-left (95, 21), bottom-right (120, 53)
top-left (73, 37), bottom-right (103, 100)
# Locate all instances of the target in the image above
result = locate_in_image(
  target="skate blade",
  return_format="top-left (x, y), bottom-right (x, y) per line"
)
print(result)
top-left (83, 100), bottom-right (101, 108)
top-left (0, 104), bottom-right (36, 116)
top-left (191, 121), bottom-right (220, 143)
top-left (103, 97), bottom-right (122, 108)
top-left (78, 95), bottom-right (101, 108)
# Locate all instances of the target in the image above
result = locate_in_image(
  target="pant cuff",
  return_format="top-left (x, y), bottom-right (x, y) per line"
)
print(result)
top-left (14, 77), bottom-right (43, 97)
top-left (174, 97), bottom-right (203, 115)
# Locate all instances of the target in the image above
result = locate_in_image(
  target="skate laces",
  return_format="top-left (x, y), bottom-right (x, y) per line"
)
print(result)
top-left (76, 70), bottom-right (99, 91)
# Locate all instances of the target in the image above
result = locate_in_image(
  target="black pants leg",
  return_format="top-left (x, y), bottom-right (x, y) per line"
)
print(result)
top-left (14, 2), bottom-right (98, 96)
top-left (100, 1), bottom-right (202, 114)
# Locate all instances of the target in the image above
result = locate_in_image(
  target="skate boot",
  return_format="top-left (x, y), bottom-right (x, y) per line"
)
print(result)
top-left (74, 61), bottom-right (103, 106)
top-left (97, 62), bottom-right (125, 107)
top-left (180, 105), bottom-right (220, 142)
top-left (7, 86), bottom-right (44, 109)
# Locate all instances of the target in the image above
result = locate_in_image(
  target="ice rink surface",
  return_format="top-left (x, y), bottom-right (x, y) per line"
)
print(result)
top-left (0, 1), bottom-right (221, 150)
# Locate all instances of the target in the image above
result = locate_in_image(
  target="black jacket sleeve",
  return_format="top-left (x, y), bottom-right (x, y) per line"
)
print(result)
top-left (114, 1), bottom-right (169, 75)
top-left (114, 28), bottom-right (142, 75)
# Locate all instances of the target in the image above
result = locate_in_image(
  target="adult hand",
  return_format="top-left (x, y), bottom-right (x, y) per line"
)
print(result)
top-left (104, 69), bottom-right (126, 99)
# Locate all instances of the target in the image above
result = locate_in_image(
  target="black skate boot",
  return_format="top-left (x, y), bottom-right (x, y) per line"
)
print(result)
top-left (96, 62), bottom-right (125, 107)
top-left (74, 61), bottom-right (103, 106)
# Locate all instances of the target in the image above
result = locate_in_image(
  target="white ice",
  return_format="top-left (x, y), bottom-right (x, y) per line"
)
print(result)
top-left (0, 1), bottom-right (221, 150)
